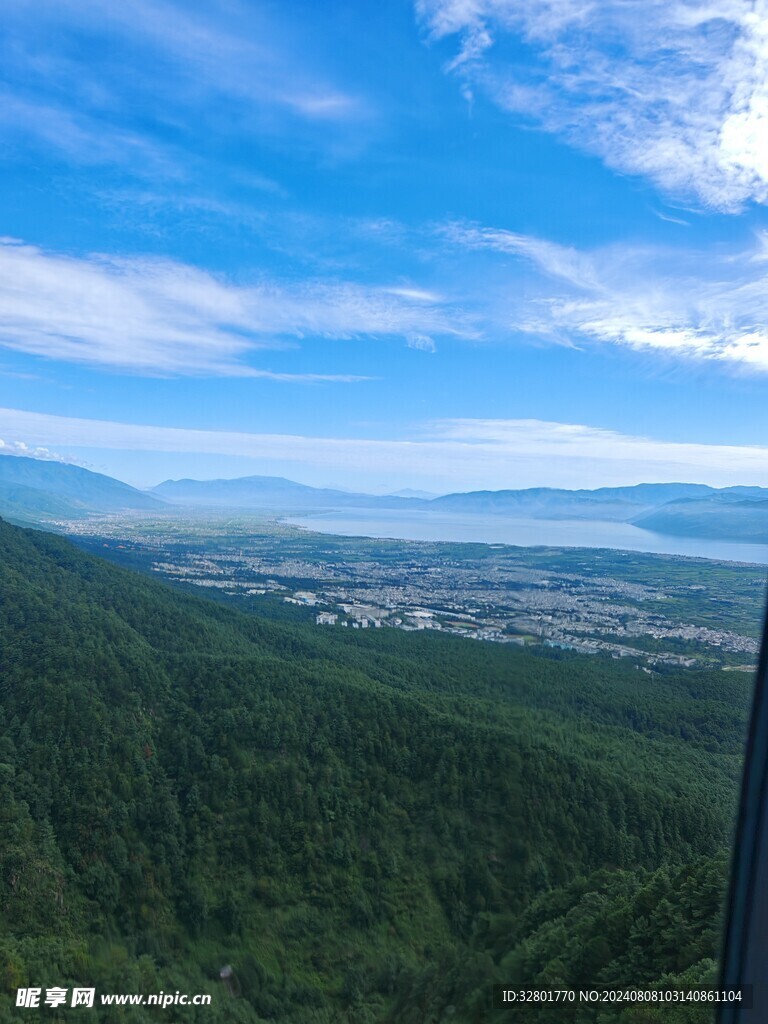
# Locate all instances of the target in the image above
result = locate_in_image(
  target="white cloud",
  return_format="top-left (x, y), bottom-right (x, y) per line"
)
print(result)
top-left (3, 407), bottom-right (768, 489)
top-left (0, 240), bottom-right (469, 376)
top-left (431, 418), bottom-right (768, 475)
top-left (447, 222), bottom-right (768, 371)
top-left (417, 0), bottom-right (768, 210)
top-left (0, 439), bottom-right (78, 463)
top-left (406, 333), bottom-right (437, 352)
top-left (284, 91), bottom-right (362, 120)
top-left (443, 222), bottom-right (604, 290)
top-left (385, 286), bottom-right (444, 302)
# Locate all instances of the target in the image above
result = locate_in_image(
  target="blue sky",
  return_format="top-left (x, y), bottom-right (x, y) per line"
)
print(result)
top-left (2, 0), bottom-right (768, 491)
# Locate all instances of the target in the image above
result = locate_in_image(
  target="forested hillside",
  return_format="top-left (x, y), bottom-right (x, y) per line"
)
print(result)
top-left (0, 518), bottom-right (753, 1021)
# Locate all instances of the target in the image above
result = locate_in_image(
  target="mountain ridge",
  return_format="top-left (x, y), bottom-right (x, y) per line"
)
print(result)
top-left (2, 452), bottom-right (766, 544)
top-left (0, 453), bottom-right (163, 518)
top-left (151, 474), bottom-right (768, 541)
top-left (635, 494), bottom-right (768, 543)
top-left (152, 473), bottom-right (427, 510)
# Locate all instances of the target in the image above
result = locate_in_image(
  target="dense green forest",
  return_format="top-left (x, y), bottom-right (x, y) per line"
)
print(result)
top-left (0, 518), bottom-right (755, 1021)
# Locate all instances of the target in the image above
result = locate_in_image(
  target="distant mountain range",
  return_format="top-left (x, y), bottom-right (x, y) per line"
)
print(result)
top-left (151, 475), bottom-right (768, 542)
top-left (428, 483), bottom-right (768, 542)
top-left (0, 454), bottom-right (162, 522)
top-left (152, 474), bottom-right (424, 510)
top-left (635, 492), bottom-right (768, 543)
top-left (428, 482), bottom-right (715, 517)
top-left (2, 453), bottom-right (766, 545)
top-left (388, 488), bottom-right (439, 499)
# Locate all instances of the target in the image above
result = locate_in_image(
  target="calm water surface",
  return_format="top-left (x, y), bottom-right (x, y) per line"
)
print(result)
top-left (286, 509), bottom-right (768, 565)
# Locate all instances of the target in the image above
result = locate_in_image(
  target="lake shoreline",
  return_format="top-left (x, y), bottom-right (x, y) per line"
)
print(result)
top-left (285, 508), bottom-right (768, 565)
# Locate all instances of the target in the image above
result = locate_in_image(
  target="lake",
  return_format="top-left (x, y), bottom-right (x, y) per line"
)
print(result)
top-left (286, 508), bottom-right (768, 565)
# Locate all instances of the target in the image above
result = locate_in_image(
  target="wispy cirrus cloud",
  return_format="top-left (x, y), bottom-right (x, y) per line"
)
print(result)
top-left (3, 408), bottom-right (768, 489)
top-left (1, 0), bottom-right (368, 180)
top-left (0, 92), bottom-right (178, 176)
top-left (7, 0), bottom-right (366, 123)
top-left (0, 240), bottom-right (469, 377)
top-left (430, 417), bottom-right (768, 484)
top-left (446, 221), bottom-right (768, 372)
top-left (16, 222), bottom-right (766, 380)
top-left (417, 0), bottom-right (768, 211)
top-left (68, 0), bottom-right (365, 122)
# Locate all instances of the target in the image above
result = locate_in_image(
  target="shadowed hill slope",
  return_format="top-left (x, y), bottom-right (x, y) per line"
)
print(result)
top-left (0, 518), bottom-right (752, 1021)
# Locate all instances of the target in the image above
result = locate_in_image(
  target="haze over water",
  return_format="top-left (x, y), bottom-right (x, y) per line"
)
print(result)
top-left (287, 509), bottom-right (768, 565)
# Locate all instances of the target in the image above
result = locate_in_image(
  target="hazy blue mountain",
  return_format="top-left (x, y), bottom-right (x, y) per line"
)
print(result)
top-left (150, 474), bottom-right (768, 544)
top-left (0, 454), bottom-right (163, 517)
top-left (429, 482), bottom-right (716, 519)
top-left (635, 494), bottom-right (768, 543)
top-left (429, 483), bottom-right (768, 543)
top-left (716, 485), bottom-right (768, 499)
top-left (153, 477), bottom-right (719, 516)
top-left (388, 488), bottom-right (440, 499)
top-left (152, 474), bottom-right (427, 510)
top-left (6, 453), bottom-right (763, 546)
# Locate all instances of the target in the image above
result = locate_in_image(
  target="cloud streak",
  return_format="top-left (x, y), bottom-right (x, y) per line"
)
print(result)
top-left (9, 225), bottom-right (768, 378)
top-left (0, 240), bottom-right (468, 376)
top-left (446, 222), bottom-right (768, 372)
top-left (1, 0), bottom-right (368, 182)
top-left (418, 0), bottom-right (768, 210)
top-left (4, 408), bottom-right (768, 489)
